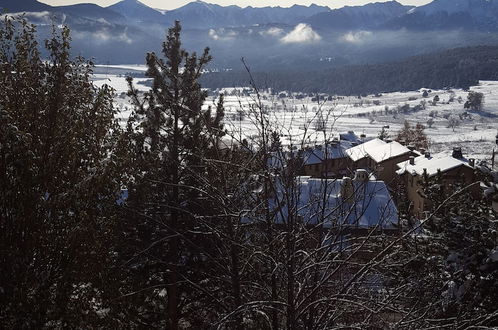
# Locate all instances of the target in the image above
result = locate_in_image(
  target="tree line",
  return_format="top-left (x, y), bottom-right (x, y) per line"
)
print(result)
top-left (1, 18), bottom-right (497, 329)
top-left (200, 45), bottom-right (498, 95)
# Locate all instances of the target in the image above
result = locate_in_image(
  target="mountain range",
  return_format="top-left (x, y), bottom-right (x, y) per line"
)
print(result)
top-left (2, 0), bottom-right (498, 68)
top-left (2, 0), bottom-right (498, 31)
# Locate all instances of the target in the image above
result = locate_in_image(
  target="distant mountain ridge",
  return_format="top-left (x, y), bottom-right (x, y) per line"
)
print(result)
top-left (306, 1), bottom-right (413, 30)
top-left (4, 0), bottom-right (498, 31)
top-left (385, 0), bottom-right (498, 31)
top-left (3, 0), bottom-right (498, 69)
top-left (0, 0), bottom-right (52, 12)
top-left (158, 1), bottom-right (331, 29)
top-left (108, 0), bottom-right (167, 25)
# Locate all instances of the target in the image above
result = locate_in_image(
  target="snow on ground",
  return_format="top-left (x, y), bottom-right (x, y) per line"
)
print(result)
top-left (92, 74), bottom-right (151, 93)
top-left (94, 75), bottom-right (498, 162)
top-left (95, 64), bottom-right (148, 72)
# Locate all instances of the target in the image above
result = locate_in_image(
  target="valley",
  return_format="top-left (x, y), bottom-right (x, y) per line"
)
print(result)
top-left (93, 68), bottom-right (498, 164)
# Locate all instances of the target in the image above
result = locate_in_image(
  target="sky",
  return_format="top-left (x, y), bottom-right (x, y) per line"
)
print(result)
top-left (40, 0), bottom-right (433, 10)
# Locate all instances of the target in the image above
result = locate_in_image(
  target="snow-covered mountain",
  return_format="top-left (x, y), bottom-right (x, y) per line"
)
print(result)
top-left (159, 1), bottom-right (330, 29)
top-left (108, 0), bottom-right (167, 25)
top-left (5, 0), bottom-right (498, 31)
top-left (0, 0), bottom-right (51, 12)
top-left (3, 0), bottom-right (498, 67)
top-left (0, 0), bottom-right (125, 24)
top-left (306, 1), bottom-right (413, 30)
top-left (386, 0), bottom-right (498, 31)
top-left (55, 3), bottom-right (126, 23)
top-left (414, 0), bottom-right (498, 15)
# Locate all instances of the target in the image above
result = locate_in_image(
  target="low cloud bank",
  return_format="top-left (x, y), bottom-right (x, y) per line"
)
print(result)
top-left (340, 31), bottom-right (373, 44)
top-left (281, 23), bottom-right (321, 44)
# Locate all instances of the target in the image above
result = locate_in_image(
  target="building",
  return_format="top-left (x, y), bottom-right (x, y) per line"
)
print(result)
top-left (301, 140), bottom-right (353, 178)
top-left (300, 131), bottom-right (364, 178)
top-left (396, 147), bottom-right (477, 218)
top-left (346, 139), bottom-right (416, 185)
top-left (345, 138), bottom-right (387, 170)
top-left (268, 169), bottom-right (399, 234)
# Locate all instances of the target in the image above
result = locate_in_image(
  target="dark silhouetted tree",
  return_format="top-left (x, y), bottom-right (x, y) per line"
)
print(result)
top-left (120, 21), bottom-right (225, 329)
top-left (0, 18), bottom-right (123, 328)
top-left (464, 91), bottom-right (484, 110)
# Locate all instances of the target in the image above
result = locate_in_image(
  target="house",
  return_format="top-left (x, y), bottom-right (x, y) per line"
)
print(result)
top-left (300, 131), bottom-right (364, 178)
top-left (301, 140), bottom-right (353, 178)
top-left (346, 139), bottom-right (416, 185)
top-left (268, 169), bottom-right (399, 234)
top-left (396, 147), bottom-right (477, 218)
top-left (364, 141), bottom-right (415, 184)
top-left (345, 138), bottom-right (387, 170)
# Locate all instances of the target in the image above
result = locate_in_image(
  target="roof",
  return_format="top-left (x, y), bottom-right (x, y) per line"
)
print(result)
top-left (396, 154), bottom-right (473, 177)
top-left (345, 138), bottom-right (387, 162)
top-left (367, 141), bottom-right (411, 163)
top-left (339, 131), bottom-right (362, 144)
top-left (268, 176), bottom-right (399, 229)
top-left (303, 141), bottom-right (353, 165)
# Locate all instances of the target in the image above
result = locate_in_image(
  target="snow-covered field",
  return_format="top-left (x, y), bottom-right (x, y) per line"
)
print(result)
top-left (94, 64), bottom-right (148, 72)
top-left (94, 74), bottom-right (498, 162)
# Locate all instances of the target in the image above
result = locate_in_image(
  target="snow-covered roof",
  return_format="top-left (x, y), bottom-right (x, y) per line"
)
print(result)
top-left (396, 153), bottom-right (473, 177)
top-left (345, 138), bottom-right (387, 162)
top-left (339, 131), bottom-right (362, 144)
top-left (367, 141), bottom-right (411, 163)
top-left (268, 176), bottom-right (399, 229)
top-left (303, 141), bottom-right (353, 165)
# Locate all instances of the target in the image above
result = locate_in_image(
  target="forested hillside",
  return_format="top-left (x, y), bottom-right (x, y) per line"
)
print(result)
top-left (200, 46), bottom-right (498, 95)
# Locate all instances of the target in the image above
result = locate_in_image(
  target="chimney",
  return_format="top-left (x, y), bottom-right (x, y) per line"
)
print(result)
top-left (452, 147), bottom-right (463, 159)
top-left (469, 158), bottom-right (475, 167)
top-left (341, 176), bottom-right (354, 201)
top-left (354, 169), bottom-right (369, 182)
top-left (409, 156), bottom-right (415, 165)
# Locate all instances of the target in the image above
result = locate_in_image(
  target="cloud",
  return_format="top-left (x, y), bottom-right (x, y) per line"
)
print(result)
top-left (209, 28), bottom-right (238, 41)
top-left (73, 28), bottom-right (133, 45)
top-left (260, 27), bottom-right (284, 37)
top-left (340, 31), bottom-right (373, 44)
top-left (281, 23), bottom-right (321, 44)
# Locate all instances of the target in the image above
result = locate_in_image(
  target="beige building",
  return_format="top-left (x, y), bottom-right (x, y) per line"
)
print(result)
top-left (346, 139), bottom-right (416, 186)
top-left (396, 148), bottom-right (477, 218)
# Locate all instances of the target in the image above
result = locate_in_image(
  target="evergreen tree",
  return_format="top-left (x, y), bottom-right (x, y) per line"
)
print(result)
top-left (120, 21), bottom-right (225, 328)
top-left (0, 18), bottom-right (123, 327)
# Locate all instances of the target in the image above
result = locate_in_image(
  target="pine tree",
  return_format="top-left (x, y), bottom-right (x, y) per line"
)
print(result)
top-left (121, 21), bottom-right (225, 328)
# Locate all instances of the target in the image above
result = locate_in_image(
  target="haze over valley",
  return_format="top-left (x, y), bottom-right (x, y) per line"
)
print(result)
top-left (4, 0), bottom-right (498, 74)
